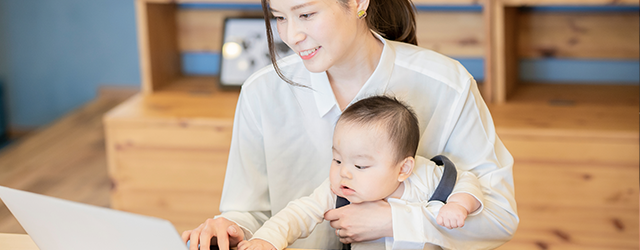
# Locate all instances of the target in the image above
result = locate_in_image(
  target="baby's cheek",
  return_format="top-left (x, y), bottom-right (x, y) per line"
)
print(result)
top-left (329, 184), bottom-right (339, 195)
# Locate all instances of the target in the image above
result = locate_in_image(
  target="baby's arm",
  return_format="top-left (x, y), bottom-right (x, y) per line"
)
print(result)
top-left (248, 179), bottom-right (335, 249)
top-left (436, 192), bottom-right (481, 229)
top-left (238, 239), bottom-right (277, 250)
top-left (436, 169), bottom-right (483, 229)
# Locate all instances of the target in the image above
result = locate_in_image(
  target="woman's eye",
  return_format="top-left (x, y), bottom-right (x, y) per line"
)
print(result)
top-left (274, 16), bottom-right (285, 22)
top-left (300, 13), bottom-right (315, 19)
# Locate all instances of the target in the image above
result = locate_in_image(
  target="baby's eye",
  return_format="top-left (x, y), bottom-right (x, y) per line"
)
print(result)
top-left (333, 159), bottom-right (342, 164)
top-left (355, 165), bottom-right (368, 169)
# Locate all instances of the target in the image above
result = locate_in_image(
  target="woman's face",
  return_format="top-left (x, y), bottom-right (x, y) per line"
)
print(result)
top-left (269, 0), bottom-right (361, 73)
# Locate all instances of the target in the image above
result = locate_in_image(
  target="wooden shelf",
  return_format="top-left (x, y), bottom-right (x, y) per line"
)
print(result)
top-left (153, 76), bottom-right (228, 95)
top-left (105, 85), bottom-right (239, 122)
top-left (173, 0), bottom-right (486, 5)
top-left (107, 0), bottom-right (640, 244)
top-left (507, 83), bottom-right (639, 106)
top-left (488, 1), bottom-right (639, 103)
top-left (500, 0), bottom-right (639, 6)
top-left (104, 89), bottom-right (239, 232)
top-left (489, 83), bottom-right (639, 138)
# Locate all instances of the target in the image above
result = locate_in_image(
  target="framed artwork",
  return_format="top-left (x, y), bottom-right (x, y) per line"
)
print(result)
top-left (219, 18), bottom-right (293, 87)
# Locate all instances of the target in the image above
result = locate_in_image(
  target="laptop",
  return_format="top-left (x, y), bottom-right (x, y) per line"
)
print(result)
top-left (0, 185), bottom-right (189, 250)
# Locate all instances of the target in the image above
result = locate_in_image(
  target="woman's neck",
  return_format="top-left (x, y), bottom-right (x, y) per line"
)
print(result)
top-left (327, 31), bottom-right (383, 111)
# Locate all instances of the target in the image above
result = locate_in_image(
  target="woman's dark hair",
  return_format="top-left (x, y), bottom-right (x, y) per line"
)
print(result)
top-left (337, 96), bottom-right (421, 164)
top-left (260, 0), bottom-right (417, 86)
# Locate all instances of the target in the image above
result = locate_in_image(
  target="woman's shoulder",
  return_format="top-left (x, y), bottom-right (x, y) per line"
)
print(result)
top-left (389, 40), bottom-right (465, 70)
top-left (388, 41), bottom-right (474, 92)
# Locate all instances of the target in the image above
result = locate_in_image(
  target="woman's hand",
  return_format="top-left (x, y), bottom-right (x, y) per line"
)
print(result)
top-left (181, 217), bottom-right (245, 250)
top-left (324, 200), bottom-right (393, 243)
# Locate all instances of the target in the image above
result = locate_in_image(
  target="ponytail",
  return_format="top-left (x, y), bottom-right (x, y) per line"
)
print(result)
top-left (260, 0), bottom-right (418, 86)
top-left (366, 0), bottom-right (418, 45)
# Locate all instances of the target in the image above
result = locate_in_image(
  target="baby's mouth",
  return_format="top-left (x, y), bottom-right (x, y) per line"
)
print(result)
top-left (341, 185), bottom-right (354, 192)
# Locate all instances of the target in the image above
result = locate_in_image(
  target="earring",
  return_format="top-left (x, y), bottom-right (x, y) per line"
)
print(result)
top-left (357, 10), bottom-right (367, 19)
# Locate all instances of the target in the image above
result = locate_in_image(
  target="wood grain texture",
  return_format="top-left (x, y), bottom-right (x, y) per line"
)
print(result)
top-left (489, 0), bottom-right (639, 103)
top-left (177, 9), bottom-right (486, 58)
top-left (518, 11), bottom-right (640, 59)
top-left (489, 84), bottom-right (639, 135)
top-left (415, 12), bottom-right (485, 57)
top-left (173, 0), bottom-right (484, 4)
top-left (104, 90), bottom-right (238, 233)
top-left (138, 1), bottom-right (181, 93)
top-left (496, 139), bottom-right (639, 250)
top-left (501, 0), bottom-right (639, 6)
top-left (482, 0), bottom-right (494, 103)
top-left (504, 7), bottom-right (520, 101)
top-left (0, 92), bottom-right (135, 234)
top-left (0, 232), bottom-right (308, 250)
top-left (488, 83), bottom-right (639, 249)
top-left (491, 1), bottom-right (509, 103)
top-left (0, 90), bottom-right (637, 249)
top-left (0, 233), bottom-right (39, 250)
top-left (177, 9), bottom-right (261, 53)
top-left (2, 2), bottom-right (639, 249)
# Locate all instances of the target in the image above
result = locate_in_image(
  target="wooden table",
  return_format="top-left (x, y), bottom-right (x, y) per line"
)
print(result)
top-left (0, 233), bottom-right (39, 250)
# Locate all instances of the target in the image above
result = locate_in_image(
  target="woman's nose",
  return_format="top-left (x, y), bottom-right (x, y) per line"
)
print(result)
top-left (287, 20), bottom-right (306, 45)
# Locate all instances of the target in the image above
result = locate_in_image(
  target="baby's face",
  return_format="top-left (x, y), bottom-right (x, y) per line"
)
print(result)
top-left (329, 122), bottom-right (405, 203)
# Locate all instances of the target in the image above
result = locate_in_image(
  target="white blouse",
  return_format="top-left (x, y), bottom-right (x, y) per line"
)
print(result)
top-left (217, 34), bottom-right (518, 250)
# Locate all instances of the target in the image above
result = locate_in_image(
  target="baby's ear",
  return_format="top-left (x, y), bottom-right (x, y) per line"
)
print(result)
top-left (397, 157), bottom-right (415, 182)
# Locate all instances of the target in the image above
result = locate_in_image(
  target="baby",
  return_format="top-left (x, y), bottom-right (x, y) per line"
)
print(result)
top-left (238, 96), bottom-right (484, 250)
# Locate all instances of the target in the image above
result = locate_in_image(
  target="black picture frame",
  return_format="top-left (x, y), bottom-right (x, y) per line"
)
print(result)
top-left (219, 18), bottom-right (293, 87)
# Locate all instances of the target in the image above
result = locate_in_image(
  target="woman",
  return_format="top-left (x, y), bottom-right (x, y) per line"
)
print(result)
top-left (182, 0), bottom-right (518, 249)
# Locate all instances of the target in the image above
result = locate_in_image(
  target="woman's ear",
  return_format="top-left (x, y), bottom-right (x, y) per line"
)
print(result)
top-left (355, 0), bottom-right (370, 13)
top-left (397, 157), bottom-right (415, 182)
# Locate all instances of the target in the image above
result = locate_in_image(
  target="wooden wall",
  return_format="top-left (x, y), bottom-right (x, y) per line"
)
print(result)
top-left (176, 9), bottom-right (487, 58)
top-left (517, 11), bottom-right (639, 59)
top-left (175, 7), bottom-right (638, 61)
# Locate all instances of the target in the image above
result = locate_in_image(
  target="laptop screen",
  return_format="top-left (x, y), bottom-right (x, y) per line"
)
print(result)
top-left (0, 186), bottom-right (188, 250)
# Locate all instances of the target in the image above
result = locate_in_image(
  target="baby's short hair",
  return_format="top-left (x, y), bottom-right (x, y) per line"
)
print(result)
top-left (337, 96), bottom-right (420, 163)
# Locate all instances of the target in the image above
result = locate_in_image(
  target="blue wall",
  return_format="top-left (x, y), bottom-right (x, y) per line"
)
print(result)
top-left (0, 0), bottom-right (140, 128)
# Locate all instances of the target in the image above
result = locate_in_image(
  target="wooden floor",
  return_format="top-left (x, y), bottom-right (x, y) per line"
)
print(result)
top-left (490, 84), bottom-right (639, 250)
top-left (0, 84), bottom-right (638, 249)
top-left (0, 91), bottom-right (133, 234)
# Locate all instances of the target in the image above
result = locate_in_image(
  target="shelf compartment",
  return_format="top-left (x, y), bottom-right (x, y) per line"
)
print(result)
top-left (489, 1), bottom-right (639, 103)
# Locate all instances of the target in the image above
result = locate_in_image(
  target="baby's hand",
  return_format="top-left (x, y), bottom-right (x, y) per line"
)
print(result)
top-left (436, 202), bottom-right (468, 229)
top-left (237, 239), bottom-right (277, 250)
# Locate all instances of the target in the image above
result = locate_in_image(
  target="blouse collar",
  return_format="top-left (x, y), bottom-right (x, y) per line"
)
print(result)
top-left (310, 33), bottom-right (396, 117)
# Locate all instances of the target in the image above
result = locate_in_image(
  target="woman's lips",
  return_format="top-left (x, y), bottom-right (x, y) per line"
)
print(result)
top-left (299, 46), bottom-right (320, 60)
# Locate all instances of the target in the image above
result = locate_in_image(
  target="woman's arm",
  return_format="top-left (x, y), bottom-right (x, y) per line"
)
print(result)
top-left (390, 80), bottom-right (518, 249)
top-left (183, 89), bottom-right (272, 249)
